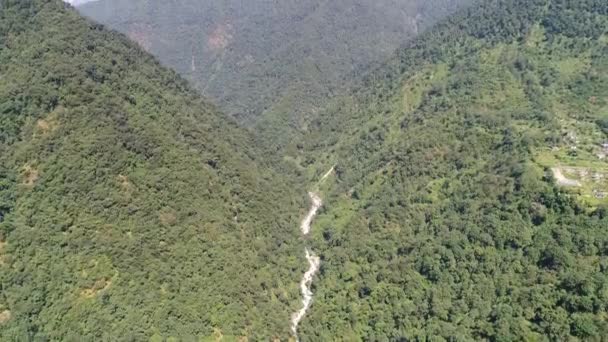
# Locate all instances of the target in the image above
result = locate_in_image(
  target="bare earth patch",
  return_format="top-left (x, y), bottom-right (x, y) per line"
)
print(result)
top-left (207, 23), bottom-right (234, 51)
top-left (0, 240), bottom-right (6, 266)
top-left (552, 167), bottom-right (581, 187)
top-left (212, 328), bottom-right (223, 341)
top-left (117, 174), bottom-right (132, 191)
top-left (0, 310), bottom-right (11, 324)
top-left (80, 278), bottom-right (112, 298)
top-left (35, 118), bottom-right (58, 136)
top-left (21, 164), bottom-right (39, 186)
top-left (159, 208), bottom-right (177, 226)
top-left (35, 109), bottom-right (60, 137)
top-left (36, 119), bottom-right (51, 133)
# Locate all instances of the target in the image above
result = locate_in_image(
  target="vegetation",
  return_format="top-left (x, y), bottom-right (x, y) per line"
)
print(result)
top-left (2, 0), bottom-right (608, 340)
top-left (293, 0), bottom-right (608, 340)
top-left (78, 0), bottom-right (471, 151)
top-left (0, 1), bottom-right (306, 340)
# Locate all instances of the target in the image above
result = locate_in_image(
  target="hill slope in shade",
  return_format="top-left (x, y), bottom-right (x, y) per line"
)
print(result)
top-left (0, 1), bottom-right (304, 340)
top-left (78, 0), bottom-right (472, 149)
top-left (296, 0), bottom-right (608, 339)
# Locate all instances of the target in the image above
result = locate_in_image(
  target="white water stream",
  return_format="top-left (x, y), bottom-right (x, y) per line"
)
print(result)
top-left (290, 246), bottom-right (320, 339)
top-left (300, 192), bottom-right (322, 235)
top-left (290, 167), bottom-right (334, 341)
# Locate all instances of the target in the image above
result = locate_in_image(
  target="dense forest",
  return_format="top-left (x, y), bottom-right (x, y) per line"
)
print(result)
top-left (78, 0), bottom-right (471, 151)
top-left (294, 0), bottom-right (608, 340)
top-left (1, 0), bottom-right (608, 341)
top-left (0, 0), bottom-right (306, 340)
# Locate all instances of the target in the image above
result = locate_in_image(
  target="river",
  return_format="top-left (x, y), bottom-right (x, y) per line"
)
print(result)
top-left (290, 167), bottom-right (334, 341)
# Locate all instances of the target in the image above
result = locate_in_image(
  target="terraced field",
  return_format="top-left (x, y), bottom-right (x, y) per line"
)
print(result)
top-left (536, 136), bottom-right (608, 206)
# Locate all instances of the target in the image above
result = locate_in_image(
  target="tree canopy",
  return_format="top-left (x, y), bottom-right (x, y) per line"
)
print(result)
top-left (296, 0), bottom-right (608, 340)
top-left (0, 0), bottom-right (306, 340)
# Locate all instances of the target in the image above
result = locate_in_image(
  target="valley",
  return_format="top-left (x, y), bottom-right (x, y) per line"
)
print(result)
top-left (291, 167), bottom-right (334, 340)
top-left (1, 0), bottom-right (607, 341)
top-left (77, 0), bottom-right (472, 151)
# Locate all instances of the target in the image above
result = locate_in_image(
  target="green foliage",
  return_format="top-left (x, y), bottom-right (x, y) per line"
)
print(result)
top-left (0, 0), bottom-right (305, 340)
top-left (2, 0), bottom-right (608, 341)
top-left (294, 0), bottom-right (608, 340)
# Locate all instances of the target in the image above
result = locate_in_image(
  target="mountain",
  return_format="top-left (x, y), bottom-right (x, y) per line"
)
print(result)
top-left (0, 1), bottom-right (305, 340)
top-left (2, 0), bottom-right (608, 341)
top-left (77, 0), bottom-right (472, 150)
top-left (293, 0), bottom-right (608, 339)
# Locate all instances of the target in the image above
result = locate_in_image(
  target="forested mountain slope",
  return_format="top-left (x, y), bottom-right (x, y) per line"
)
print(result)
top-left (296, 0), bottom-right (608, 339)
top-left (78, 0), bottom-right (471, 150)
top-left (0, 1), bottom-right (305, 340)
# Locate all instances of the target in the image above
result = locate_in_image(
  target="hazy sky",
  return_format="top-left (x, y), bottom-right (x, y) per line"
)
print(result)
top-left (65, 0), bottom-right (98, 5)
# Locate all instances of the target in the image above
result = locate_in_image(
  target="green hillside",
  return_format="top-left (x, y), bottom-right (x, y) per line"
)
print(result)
top-left (78, 0), bottom-right (471, 151)
top-left (2, 0), bottom-right (608, 341)
top-left (294, 0), bottom-right (608, 339)
top-left (0, 1), bottom-right (305, 340)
